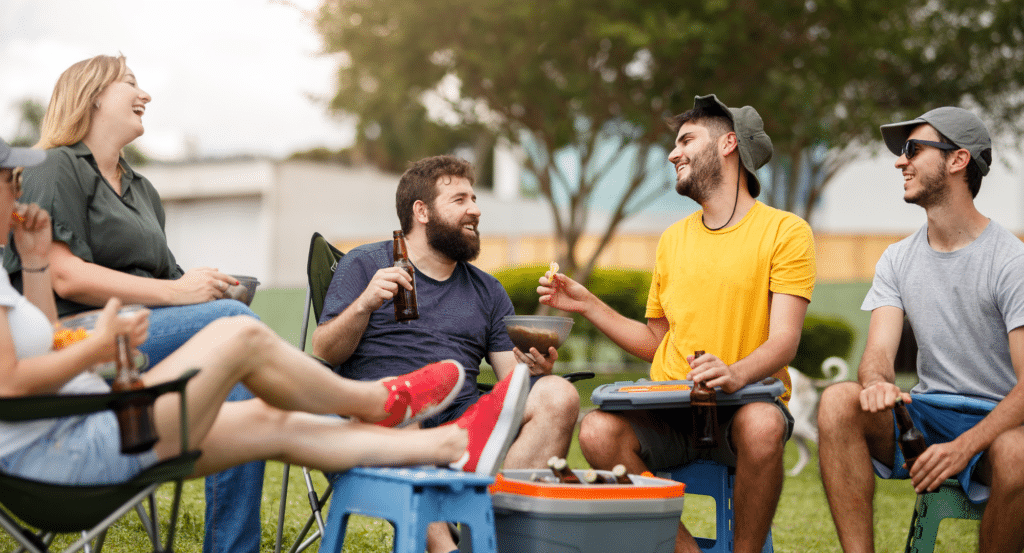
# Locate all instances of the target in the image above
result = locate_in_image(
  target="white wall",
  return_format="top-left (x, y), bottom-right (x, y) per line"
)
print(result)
top-left (812, 149), bottom-right (1024, 234)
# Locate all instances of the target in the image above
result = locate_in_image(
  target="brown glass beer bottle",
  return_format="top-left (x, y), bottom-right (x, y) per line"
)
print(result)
top-left (690, 350), bottom-right (719, 449)
top-left (392, 230), bottom-right (419, 322)
top-left (611, 464), bottom-right (632, 485)
top-left (111, 334), bottom-right (158, 454)
top-left (585, 471), bottom-right (614, 483)
top-left (894, 397), bottom-right (927, 471)
top-left (548, 456), bottom-right (582, 484)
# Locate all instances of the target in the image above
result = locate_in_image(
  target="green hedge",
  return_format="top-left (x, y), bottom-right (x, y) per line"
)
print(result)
top-left (493, 264), bottom-right (650, 320)
top-left (792, 314), bottom-right (855, 379)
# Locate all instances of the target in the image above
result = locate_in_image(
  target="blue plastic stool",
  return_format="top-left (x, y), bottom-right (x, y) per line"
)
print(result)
top-left (661, 460), bottom-right (773, 553)
top-left (318, 467), bottom-right (497, 553)
top-left (904, 479), bottom-right (985, 553)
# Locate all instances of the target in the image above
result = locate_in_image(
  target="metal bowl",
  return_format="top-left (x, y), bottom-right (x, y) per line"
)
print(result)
top-left (503, 315), bottom-right (574, 356)
top-left (226, 275), bottom-right (261, 306)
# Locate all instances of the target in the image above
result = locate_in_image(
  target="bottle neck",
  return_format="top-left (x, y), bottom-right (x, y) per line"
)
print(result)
top-left (893, 401), bottom-right (915, 432)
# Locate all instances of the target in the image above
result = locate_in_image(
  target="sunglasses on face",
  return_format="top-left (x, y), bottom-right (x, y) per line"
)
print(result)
top-left (901, 139), bottom-right (958, 160)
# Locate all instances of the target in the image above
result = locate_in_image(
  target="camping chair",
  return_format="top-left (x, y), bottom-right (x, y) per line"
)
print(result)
top-left (274, 232), bottom-right (594, 553)
top-left (275, 232), bottom-right (344, 553)
top-left (0, 369), bottom-right (201, 553)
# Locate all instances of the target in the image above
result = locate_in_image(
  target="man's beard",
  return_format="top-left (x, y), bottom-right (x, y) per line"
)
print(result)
top-left (675, 141), bottom-right (723, 204)
top-left (426, 209), bottom-right (481, 262)
top-left (904, 160), bottom-right (949, 208)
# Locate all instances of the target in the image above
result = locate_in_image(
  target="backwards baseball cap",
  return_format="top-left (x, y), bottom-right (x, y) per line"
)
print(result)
top-left (879, 107), bottom-right (991, 176)
top-left (692, 94), bottom-right (773, 197)
top-left (0, 138), bottom-right (46, 170)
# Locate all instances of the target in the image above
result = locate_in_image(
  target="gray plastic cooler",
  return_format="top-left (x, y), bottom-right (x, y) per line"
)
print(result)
top-left (490, 469), bottom-right (685, 553)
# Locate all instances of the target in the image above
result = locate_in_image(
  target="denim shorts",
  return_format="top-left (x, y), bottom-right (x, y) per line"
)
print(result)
top-left (628, 398), bottom-right (794, 471)
top-left (0, 411), bottom-right (159, 485)
top-left (871, 393), bottom-right (996, 503)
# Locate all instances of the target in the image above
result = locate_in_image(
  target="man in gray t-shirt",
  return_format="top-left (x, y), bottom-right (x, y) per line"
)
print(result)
top-left (818, 107), bottom-right (1024, 553)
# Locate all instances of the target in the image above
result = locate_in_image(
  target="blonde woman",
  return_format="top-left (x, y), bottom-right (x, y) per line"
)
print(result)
top-left (3, 55), bottom-right (273, 553)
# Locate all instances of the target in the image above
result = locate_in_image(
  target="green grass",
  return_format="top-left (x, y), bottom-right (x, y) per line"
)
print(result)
top-left (1, 371), bottom-right (981, 553)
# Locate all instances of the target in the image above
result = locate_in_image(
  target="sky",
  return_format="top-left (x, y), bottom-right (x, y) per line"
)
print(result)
top-left (0, 0), bottom-right (354, 160)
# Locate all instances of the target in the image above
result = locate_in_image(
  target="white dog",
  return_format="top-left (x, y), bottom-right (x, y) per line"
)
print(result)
top-left (786, 357), bottom-right (849, 476)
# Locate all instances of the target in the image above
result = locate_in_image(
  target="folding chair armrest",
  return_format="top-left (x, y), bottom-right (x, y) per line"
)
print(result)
top-left (563, 370), bottom-right (595, 383)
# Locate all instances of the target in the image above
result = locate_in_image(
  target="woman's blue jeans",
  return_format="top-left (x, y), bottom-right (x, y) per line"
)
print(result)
top-left (138, 300), bottom-right (265, 553)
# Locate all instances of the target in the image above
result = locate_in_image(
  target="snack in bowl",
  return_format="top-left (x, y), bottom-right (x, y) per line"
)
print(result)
top-left (503, 315), bottom-right (574, 357)
top-left (52, 325), bottom-right (89, 350)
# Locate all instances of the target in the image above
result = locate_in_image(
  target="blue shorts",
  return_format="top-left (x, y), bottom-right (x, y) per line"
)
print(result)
top-left (0, 411), bottom-right (159, 485)
top-left (871, 393), bottom-right (997, 504)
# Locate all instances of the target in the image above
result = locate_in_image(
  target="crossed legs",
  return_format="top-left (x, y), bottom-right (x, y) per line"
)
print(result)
top-left (579, 402), bottom-right (786, 553)
top-left (143, 316), bottom-right (466, 475)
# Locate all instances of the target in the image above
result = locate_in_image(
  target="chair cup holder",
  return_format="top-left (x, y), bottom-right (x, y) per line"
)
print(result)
top-left (111, 393), bottom-right (159, 454)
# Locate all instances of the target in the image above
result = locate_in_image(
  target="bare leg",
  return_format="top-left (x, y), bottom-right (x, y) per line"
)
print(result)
top-left (142, 316), bottom-right (397, 458)
top-left (178, 400), bottom-right (466, 476)
top-left (817, 382), bottom-right (895, 553)
top-left (502, 375), bottom-right (579, 469)
top-left (977, 427), bottom-right (1024, 553)
top-left (730, 402), bottom-right (786, 553)
top-left (579, 410), bottom-right (701, 553)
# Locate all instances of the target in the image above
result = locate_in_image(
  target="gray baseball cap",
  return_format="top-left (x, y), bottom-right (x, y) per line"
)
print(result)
top-left (879, 107), bottom-right (991, 176)
top-left (0, 138), bottom-right (46, 169)
top-left (693, 94), bottom-right (773, 197)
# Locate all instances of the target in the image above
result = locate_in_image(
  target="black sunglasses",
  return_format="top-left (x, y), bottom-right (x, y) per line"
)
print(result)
top-left (902, 139), bottom-right (957, 160)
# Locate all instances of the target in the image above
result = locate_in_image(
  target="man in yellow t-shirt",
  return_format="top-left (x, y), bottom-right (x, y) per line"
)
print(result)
top-left (539, 94), bottom-right (815, 553)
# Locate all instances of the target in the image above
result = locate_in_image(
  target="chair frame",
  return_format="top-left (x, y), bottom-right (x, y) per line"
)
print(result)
top-left (0, 369), bottom-right (200, 553)
top-left (275, 232), bottom-right (343, 553)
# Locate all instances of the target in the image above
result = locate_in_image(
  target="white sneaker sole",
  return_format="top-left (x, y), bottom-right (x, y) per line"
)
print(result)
top-left (474, 363), bottom-right (530, 475)
top-left (396, 360), bottom-right (467, 428)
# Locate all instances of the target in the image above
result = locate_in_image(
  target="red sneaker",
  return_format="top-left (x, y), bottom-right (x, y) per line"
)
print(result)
top-left (376, 360), bottom-right (466, 428)
top-left (448, 363), bottom-right (530, 475)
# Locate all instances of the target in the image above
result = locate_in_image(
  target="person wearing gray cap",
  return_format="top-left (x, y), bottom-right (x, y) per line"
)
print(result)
top-left (539, 94), bottom-right (816, 553)
top-left (818, 107), bottom-right (1024, 553)
top-left (2, 138), bottom-right (49, 319)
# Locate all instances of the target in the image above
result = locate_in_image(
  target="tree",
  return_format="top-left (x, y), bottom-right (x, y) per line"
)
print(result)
top-left (315, 0), bottom-right (1024, 284)
top-left (10, 99), bottom-right (45, 147)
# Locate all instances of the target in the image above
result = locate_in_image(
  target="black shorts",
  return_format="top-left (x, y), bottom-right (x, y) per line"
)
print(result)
top-left (627, 399), bottom-right (794, 472)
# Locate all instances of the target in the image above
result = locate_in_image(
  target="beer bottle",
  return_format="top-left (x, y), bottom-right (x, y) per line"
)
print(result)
top-left (583, 469), bottom-right (617, 485)
top-left (689, 350), bottom-right (719, 449)
top-left (611, 464), bottom-right (632, 485)
top-left (392, 230), bottom-right (418, 322)
top-left (894, 397), bottom-right (927, 471)
top-left (111, 334), bottom-right (158, 454)
top-left (548, 456), bottom-right (582, 484)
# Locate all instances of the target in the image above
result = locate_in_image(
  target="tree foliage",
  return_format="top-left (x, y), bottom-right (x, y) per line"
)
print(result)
top-left (315, 0), bottom-right (1024, 284)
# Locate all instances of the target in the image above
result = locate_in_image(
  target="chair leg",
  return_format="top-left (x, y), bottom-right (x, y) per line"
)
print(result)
top-left (904, 480), bottom-right (985, 553)
top-left (275, 464), bottom-right (292, 553)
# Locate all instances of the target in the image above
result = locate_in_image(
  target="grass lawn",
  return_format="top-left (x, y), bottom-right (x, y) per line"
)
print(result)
top-left (1, 371), bottom-right (981, 552)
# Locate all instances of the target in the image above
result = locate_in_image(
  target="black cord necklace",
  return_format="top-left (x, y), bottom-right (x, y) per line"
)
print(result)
top-left (702, 170), bottom-right (741, 231)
